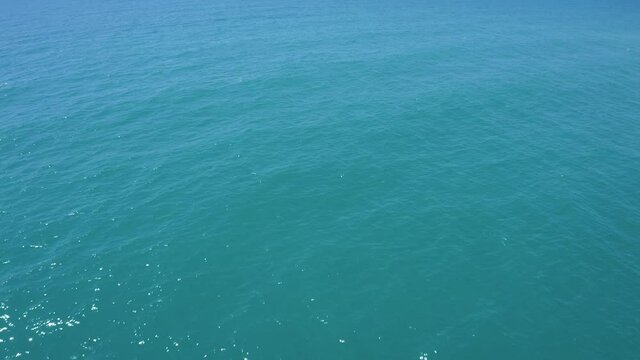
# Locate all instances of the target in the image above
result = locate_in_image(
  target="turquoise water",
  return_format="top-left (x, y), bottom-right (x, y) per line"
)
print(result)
top-left (2, 0), bottom-right (640, 358)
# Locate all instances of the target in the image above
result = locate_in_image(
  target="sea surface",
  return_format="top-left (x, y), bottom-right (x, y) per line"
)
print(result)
top-left (1, 0), bottom-right (640, 358)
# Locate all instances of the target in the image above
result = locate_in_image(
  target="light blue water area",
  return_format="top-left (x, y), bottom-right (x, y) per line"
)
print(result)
top-left (1, 0), bottom-right (640, 358)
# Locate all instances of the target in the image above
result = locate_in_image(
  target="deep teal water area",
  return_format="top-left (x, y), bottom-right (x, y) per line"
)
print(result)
top-left (2, 0), bottom-right (640, 358)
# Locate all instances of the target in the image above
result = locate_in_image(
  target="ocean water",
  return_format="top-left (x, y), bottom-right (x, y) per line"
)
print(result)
top-left (1, 0), bottom-right (640, 358)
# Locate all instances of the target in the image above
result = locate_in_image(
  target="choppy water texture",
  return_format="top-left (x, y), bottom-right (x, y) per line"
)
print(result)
top-left (2, 0), bottom-right (640, 358)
